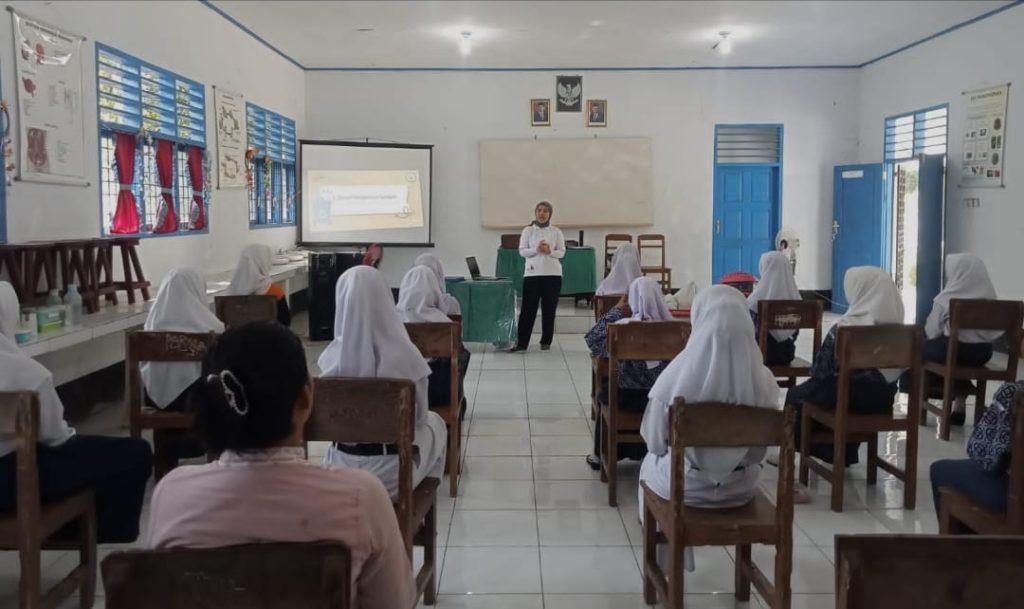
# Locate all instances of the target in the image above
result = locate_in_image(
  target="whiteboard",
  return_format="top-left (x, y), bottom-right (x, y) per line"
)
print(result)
top-left (479, 138), bottom-right (653, 228)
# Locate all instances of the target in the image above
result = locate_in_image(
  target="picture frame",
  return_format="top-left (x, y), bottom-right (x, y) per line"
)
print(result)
top-left (531, 98), bottom-right (551, 126)
top-left (587, 99), bottom-right (607, 127)
top-left (556, 75), bottom-right (582, 112)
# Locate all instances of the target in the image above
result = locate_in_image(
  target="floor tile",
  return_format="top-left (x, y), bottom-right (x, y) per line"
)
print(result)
top-left (423, 595), bottom-right (542, 609)
top-left (794, 510), bottom-right (890, 546)
top-left (529, 418), bottom-right (591, 436)
top-left (535, 480), bottom-right (612, 510)
top-left (457, 480), bottom-right (536, 510)
top-left (473, 402), bottom-right (529, 419)
top-left (470, 418), bottom-right (532, 436)
top-left (466, 435), bottom-right (532, 457)
top-left (533, 456), bottom-right (601, 481)
top-left (528, 403), bottom-right (588, 418)
top-left (537, 509), bottom-right (630, 546)
top-left (540, 546), bottom-right (642, 593)
top-left (448, 511), bottom-right (539, 546)
top-left (531, 435), bottom-right (592, 456)
top-left (743, 546), bottom-right (834, 594)
top-left (462, 456), bottom-right (535, 481)
top-left (440, 547), bottom-right (542, 594)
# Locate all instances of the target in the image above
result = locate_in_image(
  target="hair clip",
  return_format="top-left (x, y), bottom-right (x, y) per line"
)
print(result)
top-left (207, 370), bottom-right (249, 416)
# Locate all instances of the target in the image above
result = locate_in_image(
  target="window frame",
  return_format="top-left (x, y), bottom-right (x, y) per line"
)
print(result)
top-left (246, 102), bottom-right (296, 229)
top-left (884, 104), bottom-right (949, 162)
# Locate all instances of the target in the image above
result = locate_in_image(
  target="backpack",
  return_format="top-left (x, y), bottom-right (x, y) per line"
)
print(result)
top-left (967, 381), bottom-right (1022, 472)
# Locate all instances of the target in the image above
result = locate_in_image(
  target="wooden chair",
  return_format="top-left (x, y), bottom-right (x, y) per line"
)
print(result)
top-left (102, 542), bottom-right (352, 609)
top-left (214, 295), bottom-right (277, 329)
top-left (603, 233), bottom-right (632, 276)
top-left (799, 324), bottom-right (923, 512)
top-left (757, 299), bottom-right (824, 388)
top-left (642, 400), bottom-right (795, 609)
top-left (600, 321), bottom-right (690, 506)
top-left (406, 321), bottom-right (463, 497)
top-left (307, 378), bottom-right (438, 607)
top-left (939, 387), bottom-right (1024, 534)
top-left (638, 234), bottom-right (672, 293)
top-left (921, 298), bottom-right (1024, 441)
top-left (126, 330), bottom-right (217, 481)
top-left (500, 234), bottom-right (520, 249)
top-left (589, 294), bottom-right (625, 420)
top-left (835, 534), bottom-right (1024, 609)
top-left (593, 294), bottom-right (622, 322)
top-left (0, 392), bottom-right (97, 609)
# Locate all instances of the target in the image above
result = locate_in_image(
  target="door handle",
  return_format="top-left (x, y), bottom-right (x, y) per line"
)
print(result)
top-left (831, 220), bottom-right (840, 242)
top-left (715, 219), bottom-right (721, 235)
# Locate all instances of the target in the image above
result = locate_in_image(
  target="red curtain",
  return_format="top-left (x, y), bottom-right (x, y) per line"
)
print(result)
top-left (187, 146), bottom-right (206, 230)
top-left (110, 133), bottom-right (140, 234)
top-left (152, 139), bottom-right (178, 233)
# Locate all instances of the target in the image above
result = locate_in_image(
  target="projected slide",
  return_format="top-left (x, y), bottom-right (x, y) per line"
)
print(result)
top-left (308, 170), bottom-right (424, 232)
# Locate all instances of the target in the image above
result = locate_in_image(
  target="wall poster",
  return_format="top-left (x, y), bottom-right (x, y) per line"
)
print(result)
top-left (214, 86), bottom-right (245, 188)
top-left (960, 83), bottom-right (1009, 188)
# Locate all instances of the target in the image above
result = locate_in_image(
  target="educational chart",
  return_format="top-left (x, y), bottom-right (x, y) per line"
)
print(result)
top-left (214, 87), bottom-right (246, 188)
top-left (961, 83), bottom-right (1009, 187)
top-left (11, 9), bottom-right (86, 185)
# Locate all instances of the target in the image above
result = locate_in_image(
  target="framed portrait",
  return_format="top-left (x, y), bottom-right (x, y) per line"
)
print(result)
top-left (556, 75), bottom-right (582, 112)
top-left (531, 98), bottom-right (551, 126)
top-left (586, 99), bottom-right (607, 127)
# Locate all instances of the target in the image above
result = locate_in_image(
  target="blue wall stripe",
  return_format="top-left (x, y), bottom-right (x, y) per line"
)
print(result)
top-left (198, 0), bottom-right (306, 70)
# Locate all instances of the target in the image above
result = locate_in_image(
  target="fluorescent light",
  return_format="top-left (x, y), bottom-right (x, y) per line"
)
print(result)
top-left (459, 31), bottom-right (472, 56)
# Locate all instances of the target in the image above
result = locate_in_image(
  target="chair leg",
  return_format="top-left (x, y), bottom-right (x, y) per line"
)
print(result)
top-left (903, 425), bottom-right (919, 511)
top-left (152, 430), bottom-right (177, 483)
top-left (79, 503), bottom-right (97, 609)
top-left (831, 439), bottom-right (846, 513)
top-left (423, 499), bottom-right (437, 605)
top-left (735, 544), bottom-right (752, 601)
top-left (974, 380), bottom-right (988, 425)
top-left (448, 417), bottom-right (459, 497)
top-left (667, 537), bottom-right (685, 609)
top-left (642, 501), bottom-right (658, 606)
top-left (866, 435), bottom-right (878, 485)
top-left (19, 539), bottom-right (42, 609)
top-left (599, 415), bottom-right (608, 484)
top-left (798, 408), bottom-right (811, 485)
top-left (607, 423), bottom-right (618, 507)
top-left (939, 375), bottom-right (955, 441)
top-left (775, 538), bottom-right (793, 609)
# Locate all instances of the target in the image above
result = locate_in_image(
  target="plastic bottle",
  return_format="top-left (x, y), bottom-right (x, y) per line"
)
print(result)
top-left (46, 289), bottom-right (62, 306)
top-left (66, 283), bottom-right (84, 327)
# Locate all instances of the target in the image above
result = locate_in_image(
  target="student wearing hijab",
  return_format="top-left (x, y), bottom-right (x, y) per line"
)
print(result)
top-left (414, 253), bottom-right (461, 316)
top-left (146, 321), bottom-right (414, 609)
top-left (228, 243), bottom-right (291, 326)
top-left (511, 201), bottom-right (566, 352)
top-left (747, 251), bottom-right (802, 366)
top-left (0, 282), bottom-right (152, 544)
top-left (585, 277), bottom-right (674, 469)
top-left (785, 267), bottom-right (904, 466)
top-left (397, 265), bottom-right (471, 418)
top-left (639, 285), bottom-right (779, 571)
top-left (597, 243), bottom-right (642, 296)
top-left (319, 266), bottom-right (447, 498)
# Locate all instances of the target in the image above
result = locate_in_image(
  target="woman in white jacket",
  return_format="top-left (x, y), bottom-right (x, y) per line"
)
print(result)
top-left (511, 201), bottom-right (566, 352)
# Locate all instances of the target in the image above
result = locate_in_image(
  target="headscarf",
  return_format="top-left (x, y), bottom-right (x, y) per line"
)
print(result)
top-left (624, 276), bottom-right (673, 323)
top-left (414, 253), bottom-right (461, 315)
top-left (597, 243), bottom-right (642, 295)
top-left (838, 267), bottom-right (905, 383)
top-left (318, 266), bottom-right (431, 383)
top-left (531, 201), bottom-right (553, 228)
top-left (747, 251), bottom-right (802, 341)
top-left (141, 269), bottom-right (224, 408)
top-left (0, 281), bottom-right (17, 341)
top-left (397, 266), bottom-right (452, 323)
top-left (227, 244), bottom-right (273, 296)
top-left (647, 285), bottom-right (779, 484)
top-left (926, 253), bottom-right (1000, 342)
top-left (0, 281), bottom-right (49, 395)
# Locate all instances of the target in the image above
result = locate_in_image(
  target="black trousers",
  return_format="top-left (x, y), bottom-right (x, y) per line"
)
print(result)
top-left (428, 347), bottom-right (472, 420)
top-left (517, 275), bottom-right (562, 348)
top-left (898, 337), bottom-right (993, 393)
top-left (764, 335), bottom-right (797, 367)
top-left (593, 386), bottom-right (648, 461)
top-left (0, 435), bottom-right (153, 543)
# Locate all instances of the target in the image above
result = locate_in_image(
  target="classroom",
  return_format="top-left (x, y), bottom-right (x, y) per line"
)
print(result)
top-left (0, 1), bottom-right (1023, 608)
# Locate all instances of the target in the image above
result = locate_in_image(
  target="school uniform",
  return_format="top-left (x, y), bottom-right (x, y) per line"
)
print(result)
top-left (516, 223), bottom-right (566, 349)
top-left (414, 253), bottom-right (462, 316)
top-left (320, 266), bottom-right (447, 499)
top-left (228, 243), bottom-right (291, 326)
top-left (596, 243), bottom-right (642, 296)
top-left (922, 253), bottom-right (999, 366)
top-left (747, 251), bottom-right (801, 366)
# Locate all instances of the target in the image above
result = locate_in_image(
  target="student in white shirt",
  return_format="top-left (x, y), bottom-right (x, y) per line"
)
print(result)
top-left (0, 282), bottom-right (152, 543)
top-left (597, 243), bottom-right (642, 296)
top-left (414, 253), bottom-right (462, 316)
top-left (511, 201), bottom-right (566, 352)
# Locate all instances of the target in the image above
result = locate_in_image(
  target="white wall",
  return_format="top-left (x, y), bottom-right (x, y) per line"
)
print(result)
top-left (1, 1), bottom-right (304, 286)
top-left (306, 69), bottom-right (860, 290)
top-left (858, 5), bottom-right (1024, 300)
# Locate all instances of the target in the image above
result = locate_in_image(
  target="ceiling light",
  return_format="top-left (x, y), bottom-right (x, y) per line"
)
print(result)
top-left (713, 31), bottom-right (732, 54)
top-left (459, 31), bottom-right (472, 56)
top-left (355, 27), bottom-right (375, 33)
top-left (590, 19), bottom-right (604, 27)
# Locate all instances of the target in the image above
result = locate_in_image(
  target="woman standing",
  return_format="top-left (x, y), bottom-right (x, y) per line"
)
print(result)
top-left (511, 201), bottom-right (565, 352)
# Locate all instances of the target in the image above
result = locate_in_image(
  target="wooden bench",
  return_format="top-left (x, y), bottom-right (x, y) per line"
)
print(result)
top-left (757, 299), bottom-right (823, 388)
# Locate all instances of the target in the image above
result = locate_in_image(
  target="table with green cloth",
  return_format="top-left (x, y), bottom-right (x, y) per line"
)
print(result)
top-left (494, 246), bottom-right (598, 296)
top-left (445, 279), bottom-right (517, 345)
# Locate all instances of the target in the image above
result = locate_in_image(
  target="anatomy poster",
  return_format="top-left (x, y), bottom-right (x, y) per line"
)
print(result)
top-left (960, 83), bottom-right (1009, 188)
top-left (214, 87), bottom-right (246, 188)
top-left (11, 9), bottom-right (86, 185)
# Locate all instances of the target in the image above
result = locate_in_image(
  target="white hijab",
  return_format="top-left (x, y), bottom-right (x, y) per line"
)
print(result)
top-left (597, 243), bottom-right (642, 296)
top-left (0, 282), bottom-right (50, 399)
top-left (647, 285), bottom-right (780, 484)
top-left (318, 266), bottom-right (431, 383)
top-left (397, 265), bottom-right (451, 323)
top-left (141, 268), bottom-right (224, 408)
top-left (926, 253), bottom-right (1000, 342)
top-left (838, 267), bottom-right (905, 383)
top-left (747, 251), bottom-right (802, 341)
top-left (620, 276), bottom-right (673, 323)
top-left (414, 253), bottom-right (461, 315)
top-left (227, 244), bottom-right (273, 295)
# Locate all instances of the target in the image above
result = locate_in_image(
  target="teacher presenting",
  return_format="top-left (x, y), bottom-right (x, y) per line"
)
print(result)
top-left (511, 201), bottom-right (566, 352)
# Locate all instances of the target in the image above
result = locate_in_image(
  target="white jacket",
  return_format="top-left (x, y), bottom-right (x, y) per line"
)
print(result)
top-left (519, 225), bottom-right (566, 278)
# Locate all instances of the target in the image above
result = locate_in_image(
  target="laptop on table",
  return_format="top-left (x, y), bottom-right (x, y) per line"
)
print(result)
top-left (466, 256), bottom-right (505, 281)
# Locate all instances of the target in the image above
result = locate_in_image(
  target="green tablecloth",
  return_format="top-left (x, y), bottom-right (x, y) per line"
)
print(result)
top-left (446, 279), bottom-right (517, 345)
top-left (494, 246), bottom-right (598, 296)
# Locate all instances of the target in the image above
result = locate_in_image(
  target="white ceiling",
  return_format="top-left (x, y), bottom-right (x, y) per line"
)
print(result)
top-left (208, 0), bottom-right (1012, 69)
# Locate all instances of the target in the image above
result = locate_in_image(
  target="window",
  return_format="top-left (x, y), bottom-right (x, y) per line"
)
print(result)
top-left (884, 105), bottom-right (948, 161)
top-left (247, 103), bottom-right (296, 227)
top-left (96, 44), bottom-right (208, 236)
top-left (715, 125), bottom-right (782, 164)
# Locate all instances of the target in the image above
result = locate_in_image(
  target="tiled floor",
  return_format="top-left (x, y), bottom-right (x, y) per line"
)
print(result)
top-left (1, 307), bottom-right (999, 609)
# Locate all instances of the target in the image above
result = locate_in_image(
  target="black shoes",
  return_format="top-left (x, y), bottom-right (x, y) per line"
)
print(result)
top-left (541, 344), bottom-right (551, 351)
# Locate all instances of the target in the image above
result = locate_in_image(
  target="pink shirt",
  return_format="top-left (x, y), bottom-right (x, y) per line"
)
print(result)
top-left (146, 447), bottom-right (413, 609)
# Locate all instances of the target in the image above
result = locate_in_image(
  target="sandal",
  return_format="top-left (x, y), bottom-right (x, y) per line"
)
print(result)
top-left (585, 454), bottom-right (600, 471)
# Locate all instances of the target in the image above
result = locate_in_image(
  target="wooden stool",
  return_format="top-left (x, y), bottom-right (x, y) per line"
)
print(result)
top-left (91, 238), bottom-right (119, 305)
top-left (53, 240), bottom-right (99, 313)
top-left (111, 238), bottom-right (151, 303)
top-left (0, 244), bottom-right (28, 304)
top-left (23, 243), bottom-right (59, 305)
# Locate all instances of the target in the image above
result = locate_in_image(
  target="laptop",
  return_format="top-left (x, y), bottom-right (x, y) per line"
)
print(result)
top-left (466, 256), bottom-right (504, 281)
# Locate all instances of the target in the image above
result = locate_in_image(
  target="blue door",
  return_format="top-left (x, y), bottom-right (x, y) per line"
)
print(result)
top-left (711, 165), bottom-right (778, 281)
top-left (914, 154), bottom-right (946, 324)
top-left (832, 163), bottom-right (886, 312)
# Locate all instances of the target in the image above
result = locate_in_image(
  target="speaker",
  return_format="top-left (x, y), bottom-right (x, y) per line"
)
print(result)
top-left (308, 252), bottom-right (362, 341)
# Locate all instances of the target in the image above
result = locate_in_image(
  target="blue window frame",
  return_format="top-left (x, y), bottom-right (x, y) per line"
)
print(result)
top-left (884, 105), bottom-right (948, 161)
top-left (96, 43), bottom-right (209, 236)
top-left (247, 103), bottom-right (296, 227)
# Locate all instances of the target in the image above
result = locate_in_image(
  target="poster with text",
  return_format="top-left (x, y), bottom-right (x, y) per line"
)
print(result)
top-left (960, 83), bottom-right (1009, 187)
top-left (11, 9), bottom-right (86, 186)
top-left (214, 87), bottom-right (246, 188)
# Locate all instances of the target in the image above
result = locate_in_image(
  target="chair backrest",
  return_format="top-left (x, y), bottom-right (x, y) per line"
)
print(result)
top-left (0, 392), bottom-right (41, 539)
top-left (125, 331), bottom-right (217, 431)
top-left (306, 377), bottom-right (416, 554)
top-left (834, 534), bottom-right (1024, 609)
top-left (835, 324), bottom-right (923, 414)
top-left (500, 234), bottom-right (520, 249)
top-left (756, 299), bottom-right (823, 360)
top-left (670, 399), bottom-right (795, 543)
top-left (214, 295), bottom-right (277, 329)
top-left (637, 234), bottom-right (667, 268)
top-left (405, 321), bottom-right (460, 411)
top-left (1008, 389), bottom-right (1024, 531)
top-left (101, 542), bottom-right (353, 609)
top-left (593, 294), bottom-right (623, 322)
top-left (604, 234), bottom-right (633, 275)
top-left (948, 299), bottom-right (1024, 375)
top-left (607, 321), bottom-right (690, 364)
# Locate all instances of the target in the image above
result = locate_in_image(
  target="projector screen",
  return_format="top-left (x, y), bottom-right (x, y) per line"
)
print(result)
top-left (299, 141), bottom-right (433, 246)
